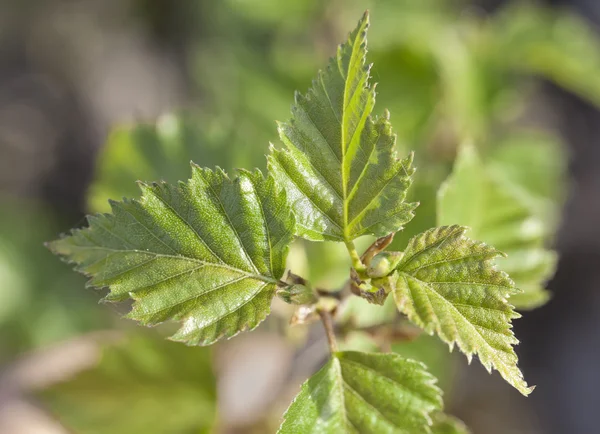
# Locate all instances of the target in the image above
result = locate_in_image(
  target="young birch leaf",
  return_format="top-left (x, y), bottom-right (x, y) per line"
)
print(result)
top-left (48, 167), bottom-right (295, 346)
top-left (268, 12), bottom-right (417, 242)
top-left (391, 225), bottom-right (533, 396)
top-left (438, 143), bottom-right (555, 310)
top-left (278, 351), bottom-right (442, 434)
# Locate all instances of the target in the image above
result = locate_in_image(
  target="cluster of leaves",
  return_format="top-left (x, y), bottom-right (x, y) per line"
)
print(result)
top-left (48, 13), bottom-right (541, 433)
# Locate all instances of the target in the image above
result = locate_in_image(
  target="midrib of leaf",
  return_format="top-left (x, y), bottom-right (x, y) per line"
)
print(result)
top-left (399, 228), bottom-right (458, 271)
top-left (341, 380), bottom-right (397, 431)
top-left (187, 281), bottom-right (271, 330)
top-left (341, 358), bottom-right (432, 408)
top-left (332, 358), bottom-right (354, 433)
top-left (137, 274), bottom-right (250, 317)
top-left (255, 187), bottom-right (274, 278)
top-left (277, 142), bottom-right (344, 230)
top-left (334, 357), bottom-right (407, 434)
top-left (345, 124), bottom-right (382, 203)
top-left (70, 245), bottom-right (277, 285)
top-left (340, 22), bottom-right (368, 242)
top-left (204, 180), bottom-right (261, 274)
top-left (346, 166), bottom-right (408, 230)
top-left (146, 187), bottom-right (223, 263)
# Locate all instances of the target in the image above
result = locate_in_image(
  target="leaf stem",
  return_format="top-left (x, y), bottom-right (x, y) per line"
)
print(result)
top-left (318, 308), bottom-right (338, 353)
top-left (344, 240), bottom-right (366, 273)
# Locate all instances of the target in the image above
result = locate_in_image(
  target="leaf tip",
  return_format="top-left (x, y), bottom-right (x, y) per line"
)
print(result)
top-left (357, 10), bottom-right (370, 32)
top-left (44, 239), bottom-right (57, 252)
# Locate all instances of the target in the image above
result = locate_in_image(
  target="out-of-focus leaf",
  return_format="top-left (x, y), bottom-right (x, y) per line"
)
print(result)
top-left (431, 413), bottom-right (470, 434)
top-left (487, 131), bottom-right (565, 226)
top-left (0, 241), bottom-right (28, 323)
top-left (0, 199), bottom-right (109, 357)
top-left (49, 169), bottom-right (295, 346)
top-left (368, 0), bottom-right (456, 52)
top-left (269, 12), bottom-right (416, 242)
top-left (340, 292), bottom-right (397, 329)
top-left (40, 334), bottom-right (216, 434)
top-left (278, 351), bottom-right (442, 433)
top-left (491, 3), bottom-right (600, 107)
top-left (392, 334), bottom-right (455, 394)
top-left (391, 225), bottom-right (533, 396)
top-left (438, 143), bottom-right (556, 309)
top-left (88, 114), bottom-right (229, 213)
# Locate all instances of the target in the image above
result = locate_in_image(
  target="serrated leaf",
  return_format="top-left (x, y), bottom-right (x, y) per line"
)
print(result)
top-left (391, 225), bottom-right (533, 396)
top-left (431, 413), bottom-right (470, 434)
top-left (48, 167), bottom-right (295, 346)
top-left (39, 334), bottom-right (216, 434)
top-left (268, 12), bottom-right (417, 242)
top-left (438, 143), bottom-right (555, 310)
top-left (278, 351), bottom-right (442, 434)
top-left (88, 114), bottom-right (226, 214)
top-left (87, 113), bottom-right (271, 214)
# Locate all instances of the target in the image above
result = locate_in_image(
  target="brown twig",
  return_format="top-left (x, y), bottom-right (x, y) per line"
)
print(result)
top-left (318, 309), bottom-right (338, 353)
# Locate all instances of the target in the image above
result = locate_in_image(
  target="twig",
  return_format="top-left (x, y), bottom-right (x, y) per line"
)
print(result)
top-left (318, 309), bottom-right (338, 353)
top-left (345, 240), bottom-right (366, 273)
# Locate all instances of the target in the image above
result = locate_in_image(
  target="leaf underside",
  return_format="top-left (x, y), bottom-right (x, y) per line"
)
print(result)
top-left (391, 225), bottom-right (533, 396)
top-left (269, 11), bottom-right (416, 242)
top-left (48, 167), bottom-right (295, 346)
top-left (278, 351), bottom-right (442, 434)
top-left (438, 143), bottom-right (555, 309)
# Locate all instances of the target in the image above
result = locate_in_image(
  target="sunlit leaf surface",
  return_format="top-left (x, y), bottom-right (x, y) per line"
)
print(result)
top-left (278, 351), bottom-right (442, 433)
top-left (269, 12), bottom-right (416, 242)
top-left (49, 168), bottom-right (295, 345)
top-left (391, 225), bottom-right (533, 396)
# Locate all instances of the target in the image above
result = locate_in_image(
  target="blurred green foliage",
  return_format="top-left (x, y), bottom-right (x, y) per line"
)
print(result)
top-left (5, 0), bottom-right (600, 432)
top-left (40, 334), bottom-right (216, 434)
top-left (0, 199), bottom-right (112, 361)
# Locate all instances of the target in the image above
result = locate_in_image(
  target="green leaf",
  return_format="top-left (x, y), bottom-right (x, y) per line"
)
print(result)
top-left (278, 351), bottom-right (442, 433)
top-left (39, 334), bottom-right (216, 434)
top-left (391, 225), bottom-right (533, 396)
top-left (48, 167), bottom-right (295, 346)
top-left (491, 3), bottom-right (600, 108)
top-left (431, 413), bottom-right (470, 434)
top-left (268, 12), bottom-right (417, 242)
top-left (438, 143), bottom-right (555, 309)
top-left (87, 113), bottom-right (274, 214)
top-left (88, 114), bottom-right (227, 214)
top-left (487, 132), bottom-right (565, 213)
top-left (392, 335), bottom-right (455, 394)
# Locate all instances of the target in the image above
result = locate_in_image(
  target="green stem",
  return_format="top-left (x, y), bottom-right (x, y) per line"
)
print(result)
top-left (345, 240), bottom-right (366, 273)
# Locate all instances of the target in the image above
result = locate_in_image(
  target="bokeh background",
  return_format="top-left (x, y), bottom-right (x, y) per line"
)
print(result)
top-left (1, 0), bottom-right (599, 433)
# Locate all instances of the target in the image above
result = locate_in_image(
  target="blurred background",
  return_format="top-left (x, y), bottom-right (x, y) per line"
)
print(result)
top-left (0, 0), bottom-right (599, 433)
